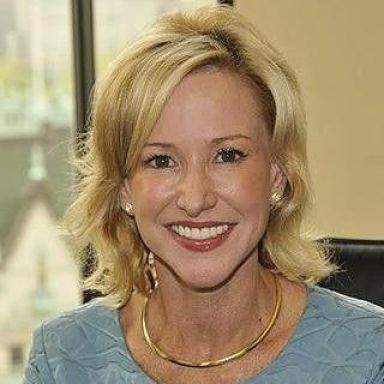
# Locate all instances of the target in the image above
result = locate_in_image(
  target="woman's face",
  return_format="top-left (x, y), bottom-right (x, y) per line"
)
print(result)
top-left (122, 70), bottom-right (284, 290)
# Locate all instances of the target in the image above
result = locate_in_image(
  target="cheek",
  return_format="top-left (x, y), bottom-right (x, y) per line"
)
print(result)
top-left (131, 174), bottom-right (173, 218)
top-left (219, 164), bottom-right (272, 208)
top-left (241, 183), bottom-right (270, 231)
top-left (230, 170), bottom-right (272, 248)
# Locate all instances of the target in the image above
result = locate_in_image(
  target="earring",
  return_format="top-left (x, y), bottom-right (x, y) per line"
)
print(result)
top-left (146, 251), bottom-right (158, 290)
top-left (124, 202), bottom-right (134, 216)
top-left (271, 192), bottom-right (282, 206)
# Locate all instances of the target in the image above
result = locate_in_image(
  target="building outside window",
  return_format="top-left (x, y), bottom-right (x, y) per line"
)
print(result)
top-left (0, 1), bottom-right (78, 382)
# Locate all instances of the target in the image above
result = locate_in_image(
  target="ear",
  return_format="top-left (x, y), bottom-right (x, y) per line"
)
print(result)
top-left (270, 162), bottom-right (287, 195)
top-left (120, 178), bottom-right (132, 209)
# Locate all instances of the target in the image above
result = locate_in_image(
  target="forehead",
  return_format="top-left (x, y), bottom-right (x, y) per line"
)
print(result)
top-left (147, 70), bottom-right (267, 143)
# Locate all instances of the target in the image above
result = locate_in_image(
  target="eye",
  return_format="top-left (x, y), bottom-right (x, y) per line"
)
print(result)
top-left (144, 154), bottom-right (176, 169)
top-left (215, 147), bottom-right (247, 163)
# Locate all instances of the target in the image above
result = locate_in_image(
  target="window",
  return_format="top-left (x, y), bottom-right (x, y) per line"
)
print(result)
top-left (0, 1), bottom-right (79, 382)
top-left (94, 0), bottom-right (217, 73)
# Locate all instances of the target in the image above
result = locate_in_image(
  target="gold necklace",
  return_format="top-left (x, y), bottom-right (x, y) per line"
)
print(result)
top-left (141, 273), bottom-right (282, 368)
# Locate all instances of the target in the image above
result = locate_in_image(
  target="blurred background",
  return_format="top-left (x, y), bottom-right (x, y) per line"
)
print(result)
top-left (0, 0), bottom-right (382, 382)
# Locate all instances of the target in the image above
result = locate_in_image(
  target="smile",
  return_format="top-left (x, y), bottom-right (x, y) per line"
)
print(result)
top-left (166, 224), bottom-right (236, 252)
top-left (170, 224), bottom-right (230, 240)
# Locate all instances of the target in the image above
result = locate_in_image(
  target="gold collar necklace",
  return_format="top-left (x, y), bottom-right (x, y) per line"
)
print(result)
top-left (141, 274), bottom-right (282, 368)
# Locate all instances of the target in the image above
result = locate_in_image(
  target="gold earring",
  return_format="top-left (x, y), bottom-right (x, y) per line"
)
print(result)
top-left (271, 192), bottom-right (282, 206)
top-left (124, 202), bottom-right (134, 216)
top-left (146, 251), bottom-right (158, 290)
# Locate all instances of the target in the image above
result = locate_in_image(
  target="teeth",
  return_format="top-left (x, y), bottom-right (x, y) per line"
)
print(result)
top-left (171, 224), bottom-right (230, 240)
top-left (201, 227), bottom-right (210, 238)
top-left (191, 228), bottom-right (199, 238)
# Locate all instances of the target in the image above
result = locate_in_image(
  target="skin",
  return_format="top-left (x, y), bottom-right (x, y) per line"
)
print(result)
top-left (120, 70), bottom-right (307, 383)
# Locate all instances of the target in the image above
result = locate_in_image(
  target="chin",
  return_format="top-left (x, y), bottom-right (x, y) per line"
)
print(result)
top-left (170, 259), bottom-right (244, 292)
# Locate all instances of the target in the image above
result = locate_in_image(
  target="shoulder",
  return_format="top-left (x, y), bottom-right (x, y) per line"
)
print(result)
top-left (38, 298), bottom-right (125, 359)
top-left (24, 299), bottom-right (146, 383)
top-left (254, 285), bottom-right (384, 383)
top-left (39, 298), bottom-right (118, 342)
top-left (301, 285), bottom-right (384, 382)
top-left (308, 284), bottom-right (384, 324)
top-left (305, 284), bottom-right (384, 351)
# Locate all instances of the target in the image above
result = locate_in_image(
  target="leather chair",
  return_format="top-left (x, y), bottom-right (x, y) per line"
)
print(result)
top-left (320, 239), bottom-right (384, 307)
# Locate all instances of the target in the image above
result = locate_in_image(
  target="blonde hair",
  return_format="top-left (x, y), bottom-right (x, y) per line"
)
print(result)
top-left (64, 5), bottom-right (336, 308)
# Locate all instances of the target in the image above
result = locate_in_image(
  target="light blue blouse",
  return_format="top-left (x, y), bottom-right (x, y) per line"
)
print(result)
top-left (24, 285), bottom-right (384, 383)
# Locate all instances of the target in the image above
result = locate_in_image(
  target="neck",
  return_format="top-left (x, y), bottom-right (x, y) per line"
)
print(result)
top-left (145, 256), bottom-right (277, 360)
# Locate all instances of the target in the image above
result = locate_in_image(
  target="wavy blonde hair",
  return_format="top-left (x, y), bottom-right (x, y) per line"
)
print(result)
top-left (64, 5), bottom-right (336, 308)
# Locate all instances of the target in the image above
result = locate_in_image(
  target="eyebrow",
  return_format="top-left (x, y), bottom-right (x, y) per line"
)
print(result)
top-left (211, 134), bottom-right (252, 144)
top-left (144, 134), bottom-right (252, 148)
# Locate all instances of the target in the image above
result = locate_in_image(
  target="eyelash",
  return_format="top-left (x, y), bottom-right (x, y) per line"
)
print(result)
top-left (143, 147), bottom-right (248, 169)
top-left (215, 147), bottom-right (248, 163)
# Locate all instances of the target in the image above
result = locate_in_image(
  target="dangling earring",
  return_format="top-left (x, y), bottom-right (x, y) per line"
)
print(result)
top-left (146, 251), bottom-right (158, 291)
top-left (271, 192), bottom-right (282, 206)
top-left (124, 202), bottom-right (134, 216)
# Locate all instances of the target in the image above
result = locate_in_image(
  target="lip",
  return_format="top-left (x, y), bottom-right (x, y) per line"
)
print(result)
top-left (166, 223), bottom-right (237, 252)
top-left (165, 221), bottom-right (236, 229)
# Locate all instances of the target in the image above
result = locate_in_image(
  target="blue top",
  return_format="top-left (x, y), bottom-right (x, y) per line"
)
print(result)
top-left (24, 285), bottom-right (384, 383)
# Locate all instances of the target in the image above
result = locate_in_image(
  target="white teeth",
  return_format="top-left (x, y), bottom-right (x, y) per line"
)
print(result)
top-left (201, 227), bottom-right (210, 239)
top-left (171, 224), bottom-right (230, 240)
top-left (184, 226), bottom-right (191, 237)
top-left (191, 228), bottom-right (200, 238)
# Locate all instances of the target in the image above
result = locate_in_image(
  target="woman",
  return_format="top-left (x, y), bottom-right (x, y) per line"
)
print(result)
top-left (24, 5), bottom-right (384, 384)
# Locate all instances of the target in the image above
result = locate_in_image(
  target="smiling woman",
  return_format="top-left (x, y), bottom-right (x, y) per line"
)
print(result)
top-left (24, 5), bottom-right (384, 384)
top-left (120, 70), bottom-right (279, 290)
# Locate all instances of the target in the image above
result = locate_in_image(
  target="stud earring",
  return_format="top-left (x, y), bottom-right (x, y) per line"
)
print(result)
top-left (271, 192), bottom-right (282, 206)
top-left (124, 202), bottom-right (134, 216)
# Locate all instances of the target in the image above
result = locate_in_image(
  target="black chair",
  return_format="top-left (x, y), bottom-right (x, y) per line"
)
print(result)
top-left (320, 238), bottom-right (384, 307)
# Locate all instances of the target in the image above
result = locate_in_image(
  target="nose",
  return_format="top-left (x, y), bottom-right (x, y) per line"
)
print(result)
top-left (176, 164), bottom-right (218, 217)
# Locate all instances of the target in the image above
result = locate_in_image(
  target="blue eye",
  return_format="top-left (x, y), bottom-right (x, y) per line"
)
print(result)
top-left (144, 155), bottom-right (175, 169)
top-left (216, 147), bottom-right (247, 163)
